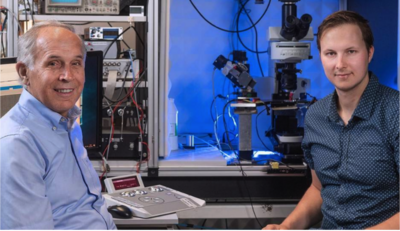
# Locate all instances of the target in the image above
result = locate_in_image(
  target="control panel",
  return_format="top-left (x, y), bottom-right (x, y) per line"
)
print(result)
top-left (44, 0), bottom-right (119, 15)
top-left (103, 58), bottom-right (131, 80)
top-left (84, 41), bottom-right (120, 59)
top-left (84, 27), bottom-right (123, 40)
top-left (104, 174), bottom-right (206, 218)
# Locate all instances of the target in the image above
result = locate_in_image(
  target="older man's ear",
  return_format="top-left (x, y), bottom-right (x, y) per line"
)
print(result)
top-left (16, 62), bottom-right (30, 86)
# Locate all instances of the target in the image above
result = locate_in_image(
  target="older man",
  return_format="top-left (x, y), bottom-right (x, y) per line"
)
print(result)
top-left (264, 11), bottom-right (399, 230)
top-left (0, 21), bottom-right (116, 229)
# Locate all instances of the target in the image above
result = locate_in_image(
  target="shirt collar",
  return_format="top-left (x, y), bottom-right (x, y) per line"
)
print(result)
top-left (352, 72), bottom-right (379, 120)
top-left (327, 91), bottom-right (341, 123)
top-left (18, 89), bottom-right (81, 130)
top-left (326, 72), bottom-right (379, 123)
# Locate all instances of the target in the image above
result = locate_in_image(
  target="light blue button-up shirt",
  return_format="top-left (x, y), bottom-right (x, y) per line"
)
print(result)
top-left (0, 89), bottom-right (116, 229)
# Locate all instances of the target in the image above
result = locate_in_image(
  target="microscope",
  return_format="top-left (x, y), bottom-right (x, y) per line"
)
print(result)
top-left (213, 0), bottom-right (315, 163)
top-left (213, 51), bottom-right (260, 161)
top-left (265, 0), bottom-right (314, 164)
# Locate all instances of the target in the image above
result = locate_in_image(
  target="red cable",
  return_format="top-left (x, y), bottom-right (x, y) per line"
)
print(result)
top-left (99, 62), bottom-right (144, 182)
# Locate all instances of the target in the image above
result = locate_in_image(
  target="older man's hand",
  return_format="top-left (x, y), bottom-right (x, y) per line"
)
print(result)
top-left (262, 224), bottom-right (290, 230)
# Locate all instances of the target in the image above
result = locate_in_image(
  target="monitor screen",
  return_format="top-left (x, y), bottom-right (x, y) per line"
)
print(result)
top-left (81, 51), bottom-right (103, 153)
top-left (48, 0), bottom-right (82, 7)
top-left (112, 176), bottom-right (141, 190)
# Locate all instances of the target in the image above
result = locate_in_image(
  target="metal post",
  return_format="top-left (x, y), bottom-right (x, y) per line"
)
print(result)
top-left (398, 0), bottom-right (400, 90)
top-left (5, 0), bottom-right (19, 57)
top-left (339, 0), bottom-right (347, 10)
top-left (152, 0), bottom-right (159, 168)
top-left (158, 0), bottom-right (170, 158)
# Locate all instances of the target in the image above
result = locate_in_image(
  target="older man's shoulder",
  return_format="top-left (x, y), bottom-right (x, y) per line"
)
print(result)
top-left (0, 103), bottom-right (31, 139)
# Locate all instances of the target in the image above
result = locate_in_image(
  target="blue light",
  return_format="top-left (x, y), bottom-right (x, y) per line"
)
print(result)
top-left (253, 150), bottom-right (278, 158)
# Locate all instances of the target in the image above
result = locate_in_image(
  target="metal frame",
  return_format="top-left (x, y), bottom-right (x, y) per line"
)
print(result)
top-left (339, 0), bottom-right (347, 10)
top-left (147, 0), bottom-right (159, 169)
top-left (398, 0), bottom-right (400, 90)
top-left (176, 204), bottom-right (296, 219)
top-left (6, 0), bottom-right (156, 171)
top-left (158, 0), bottom-right (170, 158)
top-left (5, 0), bottom-right (19, 57)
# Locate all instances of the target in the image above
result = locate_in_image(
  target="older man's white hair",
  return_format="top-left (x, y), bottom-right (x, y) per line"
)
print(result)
top-left (17, 21), bottom-right (86, 85)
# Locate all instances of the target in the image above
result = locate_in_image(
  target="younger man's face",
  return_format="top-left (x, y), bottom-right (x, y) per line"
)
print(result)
top-left (319, 23), bottom-right (374, 94)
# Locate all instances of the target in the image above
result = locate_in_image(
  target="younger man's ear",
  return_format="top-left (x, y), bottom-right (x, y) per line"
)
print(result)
top-left (368, 46), bottom-right (374, 63)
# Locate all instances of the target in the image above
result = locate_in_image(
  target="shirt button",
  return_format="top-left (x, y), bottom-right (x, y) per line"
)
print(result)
top-left (52, 126), bottom-right (57, 131)
top-left (61, 118), bottom-right (66, 122)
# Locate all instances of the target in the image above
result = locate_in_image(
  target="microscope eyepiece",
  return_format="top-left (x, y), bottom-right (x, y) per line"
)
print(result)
top-left (295, 14), bottom-right (313, 40)
top-left (300, 14), bottom-right (312, 25)
top-left (280, 2), bottom-right (312, 41)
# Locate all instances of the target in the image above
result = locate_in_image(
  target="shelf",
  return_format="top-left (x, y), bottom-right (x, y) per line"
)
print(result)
top-left (19, 14), bottom-right (146, 22)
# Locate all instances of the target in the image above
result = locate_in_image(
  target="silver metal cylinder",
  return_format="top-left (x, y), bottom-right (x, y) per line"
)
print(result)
top-left (186, 135), bottom-right (195, 147)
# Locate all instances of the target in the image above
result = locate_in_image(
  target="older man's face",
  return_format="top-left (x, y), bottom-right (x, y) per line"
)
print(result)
top-left (26, 27), bottom-right (85, 117)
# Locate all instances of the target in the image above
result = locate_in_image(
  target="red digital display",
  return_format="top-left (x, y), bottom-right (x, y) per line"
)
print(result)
top-left (112, 176), bottom-right (140, 190)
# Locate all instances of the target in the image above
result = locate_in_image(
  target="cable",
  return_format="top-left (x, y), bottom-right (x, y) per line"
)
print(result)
top-left (130, 25), bottom-right (145, 47)
top-left (100, 69), bottom-right (147, 181)
top-left (201, 219), bottom-right (207, 230)
top-left (128, 50), bottom-right (148, 173)
top-left (22, 0), bottom-right (28, 22)
top-left (194, 135), bottom-right (231, 159)
top-left (27, 0), bottom-right (34, 25)
top-left (121, 39), bottom-right (130, 49)
top-left (222, 99), bottom-right (238, 156)
top-left (256, 108), bottom-right (272, 151)
top-left (1, 6), bottom-right (22, 34)
top-left (1, 8), bottom-right (7, 57)
top-left (103, 26), bottom-right (131, 58)
top-left (115, 62), bottom-right (132, 100)
top-left (235, 0), bottom-right (270, 54)
top-left (222, 99), bottom-right (264, 229)
top-left (137, 142), bottom-right (150, 173)
top-left (211, 67), bottom-right (217, 122)
top-left (104, 63), bottom-right (131, 104)
top-left (102, 58), bottom-right (143, 104)
top-left (189, 0), bottom-right (269, 33)
top-left (100, 99), bottom-right (115, 181)
top-left (107, 22), bottom-right (131, 50)
top-left (236, 0), bottom-right (270, 77)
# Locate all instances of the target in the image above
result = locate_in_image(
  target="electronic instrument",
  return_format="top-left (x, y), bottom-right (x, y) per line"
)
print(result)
top-left (104, 174), bottom-right (206, 218)
top-left (129, 5), bottom-right (144, 17)
top-left (84, 41), bottom-right (120, 59)
top-left (84, 27), bottom-right (123, 40)
top-left (44, 0), bottom-right (119, 15)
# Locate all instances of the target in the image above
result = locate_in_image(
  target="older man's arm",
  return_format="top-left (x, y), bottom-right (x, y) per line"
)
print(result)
top-left (0, 134), bottom-right (54, 229)
top-left (263, 170), bottom-right (323, 230)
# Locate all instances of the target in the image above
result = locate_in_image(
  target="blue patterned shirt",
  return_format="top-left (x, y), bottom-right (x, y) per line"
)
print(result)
top-left (0, 89), bottom-right (116, 229)
top-left (302, 72), bottom-right (399, 229)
